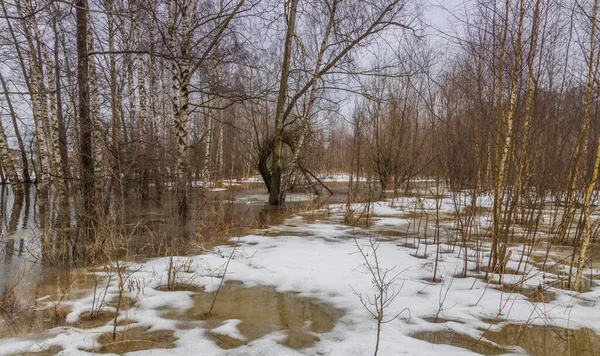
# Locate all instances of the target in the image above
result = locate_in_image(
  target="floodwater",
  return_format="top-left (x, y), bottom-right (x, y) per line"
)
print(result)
top-left (160, 281), bottom-right (342, 349)
top-left (412, 324), bottom-right (600, 356)
top-left (485, 324), bottom-right (600, 356)
top-left (83, 326), bottom-right (177, 354)
top-left (2, 181), bottom-right (600, 354)
top-left (411, 330), bottom-right (508, 355)
top-left (0, 182), bottom-right (345, 344)
top-left (0, 183), bottom-right (321, 296)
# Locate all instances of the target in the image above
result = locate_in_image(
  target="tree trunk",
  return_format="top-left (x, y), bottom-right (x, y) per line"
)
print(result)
top-left (269, 0), bottom-right (299, 205)
top-left (52, 18), bottom-right (71, 189)
top-left (87, 15), bottom-right (104, 184)
top-left (573, 0), bottom-right (600, 291)
top-left (138, 51), bottom-right (149, 198)
top-left (168, 0), bottom-right (193, 211)
top-left (76, 0), bottom-right (95, 219)
top-left (574, 134), bottom-right (600, 292)
top-left (491, 0), bottom-right (524, 275)
top-left (203, 111), bottom-right (213, 182)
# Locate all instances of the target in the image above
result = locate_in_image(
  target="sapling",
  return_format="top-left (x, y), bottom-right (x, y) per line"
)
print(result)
top-left (351, 233), bottom-right (408, 356)
top-left (206, 236), bottom-right (241, 315)
top-left (434, 276), bottom-right (454, 323)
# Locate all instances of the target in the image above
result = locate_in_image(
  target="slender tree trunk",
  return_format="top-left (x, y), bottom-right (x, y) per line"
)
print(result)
top-left (138, 50), bottom-right (149, 198)
top-left (488, 0), bottom-right (510, 276)
top-left (28, 56), bottom-right (51, 191)
top-left (505, 0), bottom-right (541, 238)
top-left (76, 0), bottom-right (95, 219)
top-left (52, 18), bottom-right (71, 188)
top-left (491, 0), bottom-right (524, 274)
top-left (203, 111), bottom-right (213, 182)
top-left (104, 0), bottom-right (122, 199)
top-left (575, 134), bottom-right (600, 292)
top-left (573, 0), bottom-right (600, 291)
top-left (168, 0), bottom-right (193, 211)
top-left (87, 15), bottom-right (104, 184)
top-left (57, 19), bottom-right (78, 138)
top-left (218, 110), bottom-right (224, 180)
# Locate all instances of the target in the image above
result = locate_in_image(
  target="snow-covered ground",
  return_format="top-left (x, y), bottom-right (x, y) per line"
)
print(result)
top-left (1, 197), bottom-right (599, 355)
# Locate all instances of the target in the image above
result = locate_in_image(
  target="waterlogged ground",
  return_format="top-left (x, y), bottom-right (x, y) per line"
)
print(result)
top-left (1, 179), bottom-right (600, 355)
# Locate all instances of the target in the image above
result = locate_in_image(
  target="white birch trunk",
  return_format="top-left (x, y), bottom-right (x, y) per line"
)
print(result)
top-left (16, 0), bottom-right (50, 190)
top-left (30, 17), bottom-right (65, 194)
top-left (87, 16), bottom-right (104, 180)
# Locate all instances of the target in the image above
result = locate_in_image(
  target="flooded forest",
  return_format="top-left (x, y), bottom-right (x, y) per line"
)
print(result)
top-left (1, 0), bottom-right (600, 355)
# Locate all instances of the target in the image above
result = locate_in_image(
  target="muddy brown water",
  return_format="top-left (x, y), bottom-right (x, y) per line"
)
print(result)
top-left (83, 326), bottom-right (177, 354)
top-left (0, 185), bottom-right (308, 338)
top-left (160, 281), bottom-right (342, 349)
top-left (490, 284), bottom-right (557, 303)
top-left (0, 183), bottom-right (349, 344)
top-left (0, 184), bottom-right (321, 284)
top-left (413, 324), bottom-right (600, 356)
top-left (485, 324), bottom-right (600, 356)
top-left (411, 330), bottom-right (508, 355)
top-left (554, 244), bottom-right (600, 269)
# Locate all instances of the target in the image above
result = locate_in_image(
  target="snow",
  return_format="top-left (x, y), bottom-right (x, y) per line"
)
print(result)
top-left (234, 192), bottom-right (314, 204)
top-left (211, 319), bottom-right (246, 340)
top-left (317, 173), bottom-right (368, 182)
top-left (1, 196), bottom-right (599, 355)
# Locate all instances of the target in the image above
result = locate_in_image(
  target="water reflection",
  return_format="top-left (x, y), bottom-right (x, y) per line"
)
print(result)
top-left (0, 184), bottom-right (324, 312)
top-left (160, 281), bottom-right (342, 349)
top-left (411, 330), bottom-right (507, 355)
top-left (0, 182), bottom-right (351, 343)
top-left (485, 324), bottom-right (600, 356)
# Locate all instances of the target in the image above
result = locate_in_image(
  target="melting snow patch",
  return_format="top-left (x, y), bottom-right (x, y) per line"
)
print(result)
top-left (212, 319), bottom-right (246, 340)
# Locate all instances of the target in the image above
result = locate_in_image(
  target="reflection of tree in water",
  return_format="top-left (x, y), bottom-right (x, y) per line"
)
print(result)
top-left (22, 186), bottom-right (30, 230)
top-left (4, 192), bottom-right (24, 262)
top-left (0, 189), bottom-right (307, 271)
top-left (0, 186), bottom-right (7, 233)
top-left (485, 325), bottom-right (600, 356)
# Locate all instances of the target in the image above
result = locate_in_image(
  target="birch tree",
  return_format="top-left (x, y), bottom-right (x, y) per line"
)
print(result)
top-left (162, 0), bottom-right (246, 211)
top-left (15, 0), bottom-right (51, 191)
top-left (573, 0), bottom-right (600, 292)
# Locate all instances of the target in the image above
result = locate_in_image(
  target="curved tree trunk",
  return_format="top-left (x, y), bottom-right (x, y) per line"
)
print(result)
top-left (269, 0), bottom-right (299, 205)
